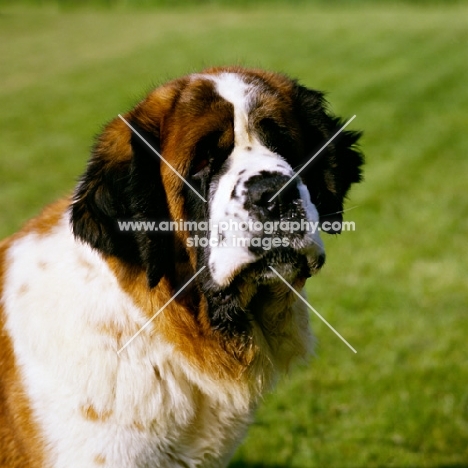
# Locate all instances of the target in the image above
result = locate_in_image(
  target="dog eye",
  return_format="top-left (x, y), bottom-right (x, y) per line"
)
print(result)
top-left (190, 131), bottom-right (223, 179)
top-left (191, 157), bottom-right (211, 180)
top-left (258, 117), bottom-right (295, 158)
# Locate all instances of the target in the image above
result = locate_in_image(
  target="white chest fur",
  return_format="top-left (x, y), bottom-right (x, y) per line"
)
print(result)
top-left (3, 215), bottom-right (252, 467)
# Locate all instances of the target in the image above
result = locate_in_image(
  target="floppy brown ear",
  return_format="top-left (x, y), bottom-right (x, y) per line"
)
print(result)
top-left (293, 84), bottom-right (364, 233)
top-left (71, 115), bottom-right (174, 288)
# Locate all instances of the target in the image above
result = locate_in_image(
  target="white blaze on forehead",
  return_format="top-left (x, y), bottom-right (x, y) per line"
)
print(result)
top-left (210, 73), bottom-right (252, 147)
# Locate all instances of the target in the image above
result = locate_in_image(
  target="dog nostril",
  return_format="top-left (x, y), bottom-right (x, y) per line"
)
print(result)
top-left (251, 189), bottom-right (278, 212)
top-left (246, 174), bottom-right (299, 217)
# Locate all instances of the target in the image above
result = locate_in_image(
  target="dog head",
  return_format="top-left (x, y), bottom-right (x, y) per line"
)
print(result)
top-left (72, 67), bottom-right (363, 335)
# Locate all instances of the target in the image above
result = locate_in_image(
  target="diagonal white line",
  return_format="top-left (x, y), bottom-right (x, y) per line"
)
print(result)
top-left (268, 115), bottom-right (357, 202)
top-left (118, 114), bottom-right (207, 203)
top-left (322, 205), bottom-right (360, 218)
top-left (269, 266), bottom-right (357, 353)
top-left (117, 266), bottom-right (206, 355)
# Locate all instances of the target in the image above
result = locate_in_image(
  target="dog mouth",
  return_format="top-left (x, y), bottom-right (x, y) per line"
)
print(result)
top-left (204, 248), bottom-right (325, 334)
top-left (202, 245), bottom-right (325, 335)
top-left (239, 247), bottom-right (325, 286)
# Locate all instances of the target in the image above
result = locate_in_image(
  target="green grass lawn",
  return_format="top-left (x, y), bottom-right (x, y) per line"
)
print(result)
top-left (1, 2), bottom-right (467, 467)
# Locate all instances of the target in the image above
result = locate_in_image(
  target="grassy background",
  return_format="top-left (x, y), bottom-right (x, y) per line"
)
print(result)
top-left (1, 1), bottom-right (467, 467)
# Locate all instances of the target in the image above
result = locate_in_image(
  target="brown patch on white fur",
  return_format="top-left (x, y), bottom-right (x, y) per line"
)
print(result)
top-left (80, 404), bottom-right (113, 423)
top-left (17, 283), bottom-right (30, 296)
top-left (132, 421), bottom-right (145, 432)
top-left (94, 454), bottom-right (106, 465)
top-left (95, 321), bottom-right (123, 342)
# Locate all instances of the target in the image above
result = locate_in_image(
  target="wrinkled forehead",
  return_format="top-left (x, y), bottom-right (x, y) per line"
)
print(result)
top-left (176, 71), bottom-right (296, 132)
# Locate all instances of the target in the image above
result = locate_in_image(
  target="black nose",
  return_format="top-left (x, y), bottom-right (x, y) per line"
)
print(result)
top-left (245, 173), bottom-right (301, 219)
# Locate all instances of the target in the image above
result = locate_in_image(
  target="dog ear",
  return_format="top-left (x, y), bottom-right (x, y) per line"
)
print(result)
top-left (71, 116), bottom-right (174, 288)
top-left (293, 84), bottom-right (364, 233)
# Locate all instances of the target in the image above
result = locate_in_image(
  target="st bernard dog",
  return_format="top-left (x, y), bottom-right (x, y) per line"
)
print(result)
top-left (0, 67), bottom-right (363, 467)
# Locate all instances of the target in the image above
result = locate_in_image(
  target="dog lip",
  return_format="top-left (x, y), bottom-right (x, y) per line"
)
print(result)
top-left (239, 249), bottom-right (312, 282)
